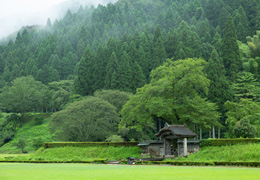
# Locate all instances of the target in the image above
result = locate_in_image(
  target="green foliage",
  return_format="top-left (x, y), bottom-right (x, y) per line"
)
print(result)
top-left (205, 50), bottom-right (233, 118)
top-left (120, 58), bottom-right (220, 134)
top-left (225, 99), bottom-right (260, 137)
top-left (49, 96), bottom-right (119, 142)
top-left (74, 47), bottom-right (95, 96)
top-left (94, 90), bottom-right (133, 113)
top-left (1, 0), bottom-right (260, 142)
top-left (231, 72), bottom-right (260, 101)
top-left (15, 137), bottom-right (27, 153)
top-left (221, 15), bottom-right (241, 81)
top-left (247, 30), bottom-right (260, 58)
top-left (234, 118), bottom-right (256, 138)
top-left (105, 135), bottom-right (124, 142)
top-left (0, 114), bottom-right (21, 146)
top-left (0, 76), bottom-right (47, 118)
top-left (43, 142), bottom-right (138, 148)
top-left (0, 117), bottom-right (53, 153)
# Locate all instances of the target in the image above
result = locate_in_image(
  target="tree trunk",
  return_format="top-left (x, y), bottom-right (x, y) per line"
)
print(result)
top-left (212, 126), bottom-right (215, 139)
top-left (218, 128), bottom-right (221, 139)
top-left (200, 128), bottom-right (202, 140)
top-left (209, 129), bottom-right (211, 138)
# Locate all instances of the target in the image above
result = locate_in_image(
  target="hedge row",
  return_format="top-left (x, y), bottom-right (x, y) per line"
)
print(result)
top-left (134, 161), bottom-right (260, 167)
top-left (0, 159), bottom-right (106, 164)
top-left (200, 138), bottom-right (260, 147)
top-left (43, 142), bottom-right (139, 148)
top-left (1, 159), bottom-right (259, 167)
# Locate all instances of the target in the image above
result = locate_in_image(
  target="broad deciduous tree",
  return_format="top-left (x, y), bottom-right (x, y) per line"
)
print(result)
top-left (120, 58), bottom-right (220, 133)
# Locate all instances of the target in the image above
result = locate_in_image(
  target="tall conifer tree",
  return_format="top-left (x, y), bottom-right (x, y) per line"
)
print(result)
top-left (221, 15), bottom-right (241, 81)
top-left (75, 46), bottom-right (95, 95)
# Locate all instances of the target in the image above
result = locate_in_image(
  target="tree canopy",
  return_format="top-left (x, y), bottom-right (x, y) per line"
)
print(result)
top-left (49, 96), bottom-right (119, 142)
top-left (120, 58), bottom-right (220, 133)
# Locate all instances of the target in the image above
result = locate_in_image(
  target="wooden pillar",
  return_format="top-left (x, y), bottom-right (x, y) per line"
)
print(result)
top-left (183, 138), bottom-right (188, 157)
top-left (164, 138), bottom-right (166, 156)
top-left (200, 128), bottom-right (202, 140)
top-left (212, 126), bottom-right (215, 139)
top-left (159, 119), bottom-right (162, 140)
top-left (218, 128), bottom-right (221, 139)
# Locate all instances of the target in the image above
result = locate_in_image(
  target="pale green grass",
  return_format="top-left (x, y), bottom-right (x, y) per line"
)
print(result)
top-left (0, 163), bottom-right (259, 180)
top-left (168, 143), bottom-right (260, 162)
top-left (0, 154), bottom-right (31, 161)
top-left (31, 146), bottom-right (142, 161)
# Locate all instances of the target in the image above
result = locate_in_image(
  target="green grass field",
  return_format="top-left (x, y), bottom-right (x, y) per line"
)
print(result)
top-left (167, 143), bottom-right (260, 162)
top-left (0, 163), bottom-right (259, 180)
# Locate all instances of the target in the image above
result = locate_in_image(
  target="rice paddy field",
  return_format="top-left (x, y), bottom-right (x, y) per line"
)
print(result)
top-left (0, 163), bottom-right (259, 180)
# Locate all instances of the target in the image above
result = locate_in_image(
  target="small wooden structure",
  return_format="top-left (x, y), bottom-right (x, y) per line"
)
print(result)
top-left (155, 125), bottom-right (199, 157)
top-left (138, 125), bottom-right (199, 157)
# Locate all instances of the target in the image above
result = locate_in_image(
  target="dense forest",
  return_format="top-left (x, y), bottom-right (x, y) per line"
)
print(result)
top-left (1, 0), bottom-right (260, 146)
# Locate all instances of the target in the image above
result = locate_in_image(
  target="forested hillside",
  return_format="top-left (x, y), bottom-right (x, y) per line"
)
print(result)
top-left (1, 0), bottom-right (260, 145)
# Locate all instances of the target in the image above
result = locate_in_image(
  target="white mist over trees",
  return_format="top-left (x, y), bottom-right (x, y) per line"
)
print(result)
top-left (0, 0), bottom-right (118, 39)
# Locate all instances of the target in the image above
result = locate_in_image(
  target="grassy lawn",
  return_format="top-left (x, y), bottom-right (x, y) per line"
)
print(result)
top-left (0, 163), bottom-right (259, 180)
top-left (0, 154), bottom-right (31, 161)
top-left (166, 143), bottom-right (260, 162)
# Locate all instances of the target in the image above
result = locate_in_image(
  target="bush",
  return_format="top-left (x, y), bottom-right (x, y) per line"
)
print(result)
top-left (105, 135), bottom-right (124, 142)
top-left (16, 137), bottom-right (27, 153)
top-left (32, 138), bottom-right (44, 150)
top-left (34, 116), bottom-right (44, 125)
top-left (234, 118), bottom-right (256, 138)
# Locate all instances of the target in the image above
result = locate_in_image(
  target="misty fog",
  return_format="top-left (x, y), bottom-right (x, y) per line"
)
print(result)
top-left (0, 0), bottom-right (118, 39)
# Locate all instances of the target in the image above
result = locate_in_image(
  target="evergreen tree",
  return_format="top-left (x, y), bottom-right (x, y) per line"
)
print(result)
top-left (221, 15), bottom-right (241, 81)
top-left (132, 61), bottom-right (146, 91)
top-left (165, 29), bottom-right (178, 59)
top-left (232, 72), bottom-right (260, 101)
top-left (74, 46), bottom-right (95, 95)
top-left (116, 52), bottom-right (132, 92)
top-left (11, 64), bottom-right (21, 80)
top-left (234, 6), bottom-right (250, 42)
top-left (76, 39), bottom-right (85, 60)
top-left (0, 54), bottom-right (4, 74)
top-left (212, 32), bottom-right (222, 55)
top-left (205, 50), bottom-right (233, 122)
top-left (104, 52), bottom-right (118, 89)
top-left (217, 6), bottom-right (230, 32)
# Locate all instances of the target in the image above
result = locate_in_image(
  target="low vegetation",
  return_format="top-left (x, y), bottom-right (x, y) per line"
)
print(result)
top-left (0, 118), bottom-right (52, 154)
top-left (166, 143), bottom-right (260, 162)
top-left (32, 146), bottom-right (142, 161)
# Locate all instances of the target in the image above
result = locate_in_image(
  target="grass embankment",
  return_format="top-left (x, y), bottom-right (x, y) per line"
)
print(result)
top-left (0, 146), bottom-right (142, 162)
top-left (31, 146), bottom-right (142, 162)
top-left (0, 118), bottom-right (52, 154)
top-left (166, 143), bottom-right (260, 162)
top-left (1, 163), bottom-right (259, 180)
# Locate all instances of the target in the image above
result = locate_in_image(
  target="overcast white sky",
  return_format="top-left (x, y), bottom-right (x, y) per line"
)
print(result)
top-left (0, 0), bottom-right (118, 39)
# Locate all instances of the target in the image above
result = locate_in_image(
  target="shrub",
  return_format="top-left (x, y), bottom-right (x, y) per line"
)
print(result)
top-left (16, 137), bottom-right (27, 153)
top-left (105, 135), bottom-right (124, 142)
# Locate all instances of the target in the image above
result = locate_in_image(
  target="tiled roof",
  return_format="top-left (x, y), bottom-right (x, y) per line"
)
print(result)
top-left (155, 125), bottom-right (197, 138)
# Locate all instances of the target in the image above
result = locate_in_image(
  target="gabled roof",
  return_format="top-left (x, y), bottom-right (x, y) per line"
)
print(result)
top-left (155, 125), bottom-right (197, 138)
